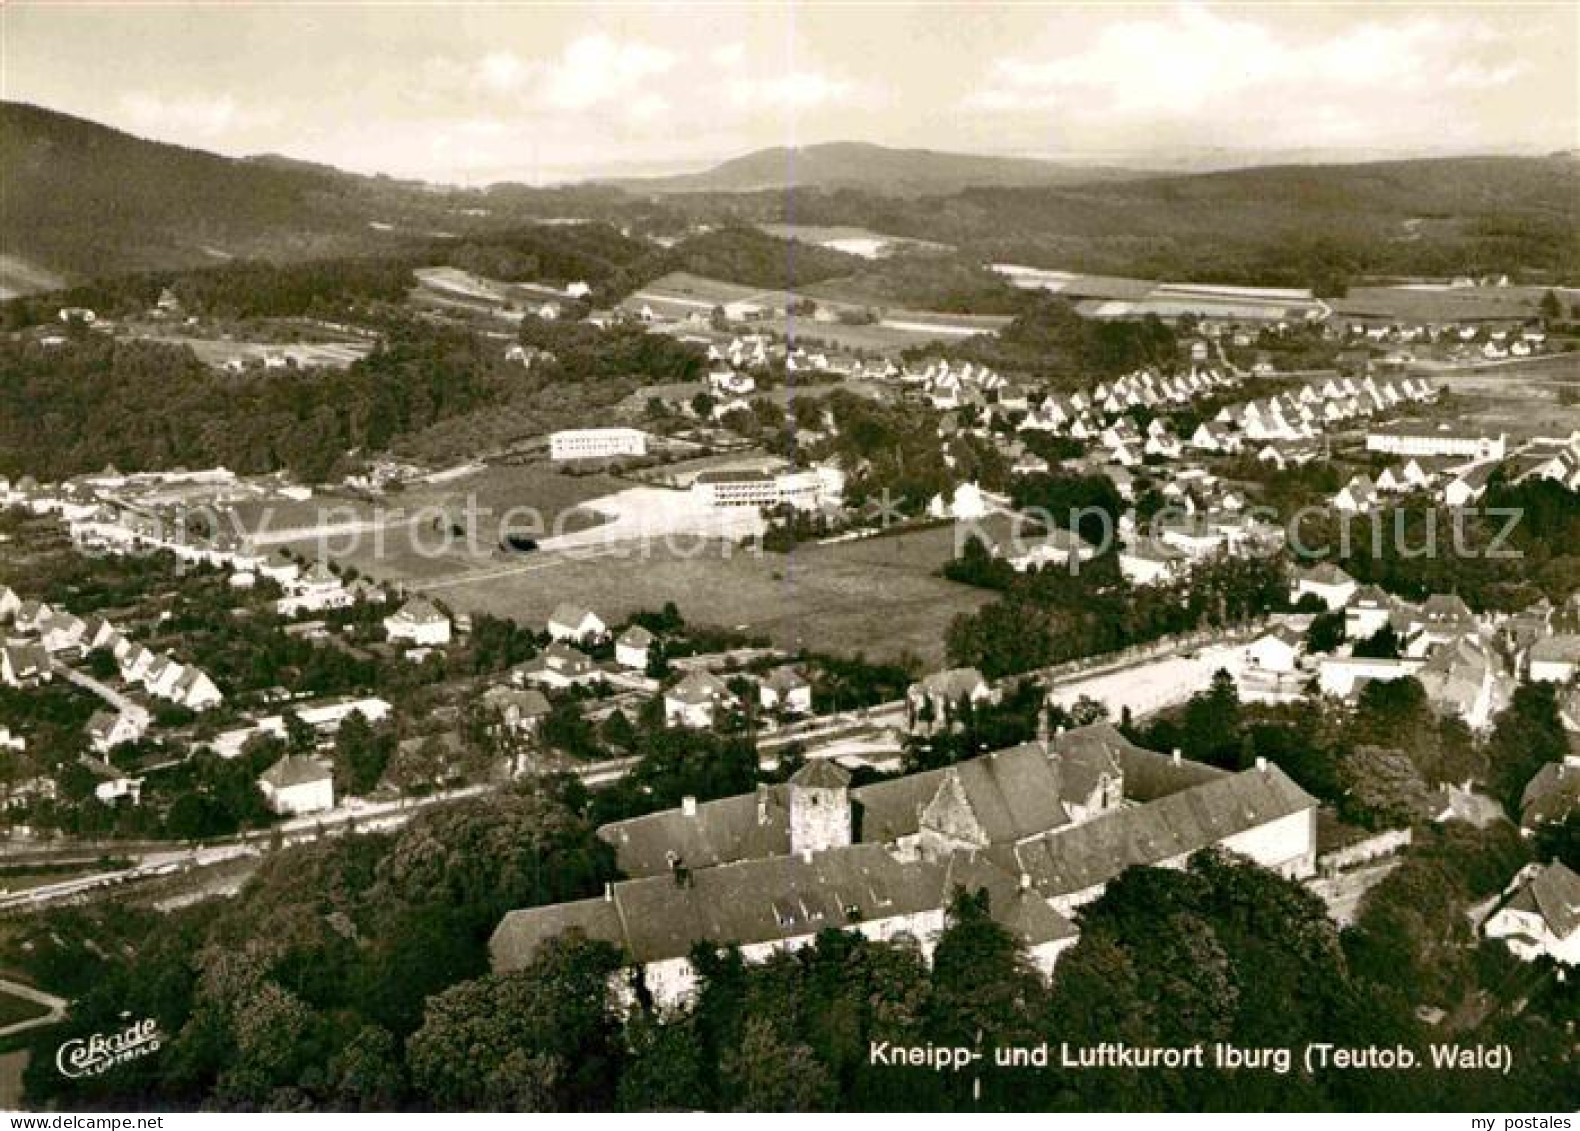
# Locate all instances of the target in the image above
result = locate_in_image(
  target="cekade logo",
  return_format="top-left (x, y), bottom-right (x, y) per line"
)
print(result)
top-left (55, 1017), bottom-right (163, 1078)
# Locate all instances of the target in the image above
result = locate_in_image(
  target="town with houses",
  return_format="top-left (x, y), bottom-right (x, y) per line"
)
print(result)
top-left (0, 4), bottom-right (1577, 1111)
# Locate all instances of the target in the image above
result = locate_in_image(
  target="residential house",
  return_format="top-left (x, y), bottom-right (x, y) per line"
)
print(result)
top-left (1291, 562), bottom-right (1358, 611)
top-left (1119, 539), bottom-right (1187, 586)
top-left (615, 625), bottom-right (654, 671)
top-left (760, 667), bottom-right (813, 715)
top-left (1520, 752), bottom-right (1580, 832)
top-left (481, 685), bottom-right (553, 735)
top-left (86, 709), bottom-right (147, 754)
top-left (384, 597), bottom-right (452, 647)
top-left (664, 670), bottom-right (736, 728)
top-left (1, 644), bottom-right (51, 688)
top-left (1246, 625), bottom-right (1304, 675)
top-left (906, 668), bottom-right (993, 734)
top-left (1483, 862), bottom-right (1580, 965)
top-left (258, 755), bottom-right (336, 816)
top-left (1345, 586), bottom-right (1395, 641)
top-left (1528, 635), bottom-right (1580, 684)
top-left (547, 604), bottom-right (607, 644)
top-left (521, 642), bottom-right (600, 690)
top-left (82, 757), bottom-right (142, 806)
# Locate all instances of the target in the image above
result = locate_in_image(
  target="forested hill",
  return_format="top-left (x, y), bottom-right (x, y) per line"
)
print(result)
top-left (0, 102), bottom-right (631, 292)
top-left (605, 141), bottom-right (1143, 195)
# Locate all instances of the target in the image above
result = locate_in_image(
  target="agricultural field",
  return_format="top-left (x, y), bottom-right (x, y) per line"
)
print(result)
top-left (406, 536), bottom-right (989, 667)
top-left (1334, 284), bottom-right (1579, 324)
top-left (1415, 353), bottom-right (1580, 441)
top-left (327, 515), bottom-right (991, 667)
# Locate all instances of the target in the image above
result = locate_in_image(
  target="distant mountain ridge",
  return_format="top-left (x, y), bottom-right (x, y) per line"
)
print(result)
top-left (3, 101), bottom-right (1575, 297)
top-left (603, 141), bottom-right (1147, 195)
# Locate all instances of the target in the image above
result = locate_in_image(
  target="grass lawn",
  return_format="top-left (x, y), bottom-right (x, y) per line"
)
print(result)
top-left (404, 533), bottom-right (990, 667)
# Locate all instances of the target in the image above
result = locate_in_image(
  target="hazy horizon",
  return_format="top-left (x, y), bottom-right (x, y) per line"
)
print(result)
top-left (3, 2), bottom-right (1575, 186)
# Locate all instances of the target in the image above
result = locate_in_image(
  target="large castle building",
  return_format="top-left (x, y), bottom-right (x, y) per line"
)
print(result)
top-left (490, 722), bottom-right (1318, 1009)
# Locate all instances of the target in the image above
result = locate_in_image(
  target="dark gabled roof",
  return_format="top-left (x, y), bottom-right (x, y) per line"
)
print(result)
top-left (1520, 761), bottom-right (1580, 828)
top-left (1295, 561), bottom-right (1356, 588)
top-left (1073, 722), bottom-right (1227, 802)
top-left (491, 844), bottom-right (1076, 971)
top-left (489, 896), bottom-right (625, 972)
top-left (791, 760), bottom-right (851, 790)
top-left (260, 755), bottom-right (332, 789)
top-left (617, 624), bottom-right (654, 647)
top-left (1012, 763), bottom-right (1316, 898)
top-left (1503, 862), bottom-right (1580, 941)
top-left (600, 786), bottom-right (791, 878)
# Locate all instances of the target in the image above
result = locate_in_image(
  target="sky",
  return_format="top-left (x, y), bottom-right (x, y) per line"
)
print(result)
top-left (3, 2), bottom-right (1576, 184)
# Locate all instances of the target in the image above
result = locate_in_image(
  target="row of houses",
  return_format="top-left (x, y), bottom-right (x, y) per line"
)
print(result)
top-left (0, 587), bottom-right (221, 711)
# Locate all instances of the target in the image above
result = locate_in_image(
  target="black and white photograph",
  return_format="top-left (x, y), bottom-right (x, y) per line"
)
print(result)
top-left (0, 0), bottom-right (1576, 1116)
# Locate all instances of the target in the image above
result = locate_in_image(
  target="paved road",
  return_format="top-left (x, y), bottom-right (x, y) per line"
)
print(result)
top-left (51, 663), bottom-right (148, 722)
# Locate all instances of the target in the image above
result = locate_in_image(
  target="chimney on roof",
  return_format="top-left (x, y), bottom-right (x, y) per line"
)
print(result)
top-left (1255, 756), bottom-right (1268, 773)
top-left (682, 795), bottom-right (697, 817)
top-left (800, 848), bottom-right (814, 864)
top-left (603, 882), bottom-right (613, 903)
top-left (1172, 748), bottom-right (1182, 765)
top-left (1019, 871), bottom-right (1032, 892)
top-left (756, 790), bottom-right (769, 826)
top-left (1036, 707), bottom-right (1051, 749)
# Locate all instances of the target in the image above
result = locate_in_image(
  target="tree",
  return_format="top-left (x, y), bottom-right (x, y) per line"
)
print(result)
top-left (1304, 611), bottom-right (1345, 653)
top-left (719, 1018), bottom-right (836, 1112)
top-left (406, 935), bottom-right (623, 1110)
top-left (1539, 288), bottom-right (1563, 322)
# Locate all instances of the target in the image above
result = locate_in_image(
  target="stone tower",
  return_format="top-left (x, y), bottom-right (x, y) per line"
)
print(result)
top-left (789, 760), bottom-right (853, 857)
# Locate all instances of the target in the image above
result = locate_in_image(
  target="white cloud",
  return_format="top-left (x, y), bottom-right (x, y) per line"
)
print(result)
top-left (475, 51), bottom-right (538, 96)
top-left (729, 70), bottom-right (856, 112)
top-left (542, 34), bottom-right (675, 110)
top-left (711, 42), bottom-right (746, 69)
top-left (967, 5), bottom-right (1522, 117)
top-left (119, 92), bottom-right (273, 139)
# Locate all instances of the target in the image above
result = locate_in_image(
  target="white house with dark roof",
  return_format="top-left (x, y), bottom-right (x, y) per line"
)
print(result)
top-left (384, 596), bottom-right (451, 647)
top-left (1529, 635), bottom-right (1580, 684)
top-left (1245, 625), bottom-right (1304, 675)
top-left (664, 670), bottom-right (735, 728)
top-left (1291, 562), bottom-right (1358, 611)
top-left (615, 625), bottom-right (654, 670)
top-left (1, 644), bottom-right (51, 688)
top-left (258, 755), bottom-right (335, 816)
top-left (1484, 862), bottom-right (1580, 965)
top-left (547, 603), bottom-right (607, 644)
top-left (86, 709), bottom-right (147, 754)
top-left (906, 667), bottom-right (992, 734)
top-left (759, 667), bottom-right (812, 714)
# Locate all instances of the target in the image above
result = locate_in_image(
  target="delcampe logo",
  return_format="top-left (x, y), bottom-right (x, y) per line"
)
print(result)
top-left (55, 1017), bottom-right (163, 1078)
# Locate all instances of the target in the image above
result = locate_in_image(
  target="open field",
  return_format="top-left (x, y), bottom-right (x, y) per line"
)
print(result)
top-left (1334, 285), bottom-right (1579, 324)
top-left (272, 463), bottom-right (625, 576)
top-left (326, 516), bottom-right (992, 666)
top-left (404, 539), bottom-right (989, 667)
top-left (758, 224), bottom-right (951, 258)
top-left (1418, 355), bottom-right (1580, 441)
top-left (0, 253), bottom-right (65, 299)
top-left (627, 269), bottom-right (1013, 355)
top-left (134, 333), bottom-right (373, 370)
